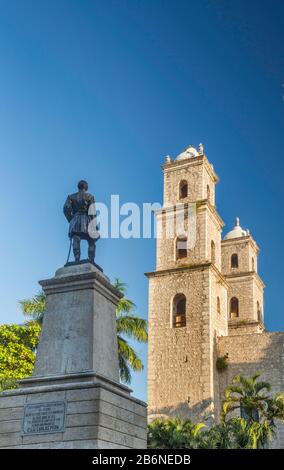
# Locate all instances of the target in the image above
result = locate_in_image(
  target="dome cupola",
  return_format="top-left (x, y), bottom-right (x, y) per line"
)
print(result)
top-left (224, 217), bottom-right (248, 240)
top-left (176, 145), bottom-right (199, 161)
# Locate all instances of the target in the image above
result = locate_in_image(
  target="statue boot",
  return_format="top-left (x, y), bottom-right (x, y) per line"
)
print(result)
top-left (88, 240), bottom-right (96, 264)
top-left (72, 236), bottom-right (81, 263)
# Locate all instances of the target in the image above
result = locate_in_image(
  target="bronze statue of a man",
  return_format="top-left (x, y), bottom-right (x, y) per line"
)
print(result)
top-left (63, 180), bottom-right (98, 264)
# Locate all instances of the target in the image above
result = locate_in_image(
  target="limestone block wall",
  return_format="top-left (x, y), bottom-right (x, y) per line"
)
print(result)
top-left (228, 321), bottom-right (264, 336)
top-left (163, 156), bottom-right (217, 207)
top-left (248, 242), bottom-right (258, 272)
top-left (163, 160), bottom-right (204, 206)
top-left (253, 279), bottom-right (264, 322)
top-left (203, 207), bottom-right (223, 272)
top-left (147, 266), bottom-right (213, 422)
top-left (226, 275), bottom-right (255, 322)
top-left (221, 237), bottom-right (258, 276)
top-left (209, 269), bottom-right (228, 340)
top-left (217, 332), bottom-right (284, 448)
top-left (208, 268), bottom-right (228, 423)
top-left (156, 209), bottom-right (204, 270)
top-left (156, 205), bottom-right (222, 272)
top-left (0, 384), bottom-right (147, 449)
top-left (225, 274), bottom-right (264, 326)
top-left (201, 162), bottom-right (216, 206)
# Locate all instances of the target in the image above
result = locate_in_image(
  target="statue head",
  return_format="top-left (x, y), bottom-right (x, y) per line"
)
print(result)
top-left (77, 180), bottom-right (88, 192)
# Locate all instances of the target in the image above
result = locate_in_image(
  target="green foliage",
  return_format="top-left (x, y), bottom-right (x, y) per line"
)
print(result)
top-left (201, 420), bottom-right (235, 449)
top-left (19, 292), bottom-right (46, 325)
top-left (201, 417), bottom-right (273, 449)
top-left (219, 373), bottom-right (284, 448)
top-left (0, 377), bottom-right (18, 392)
top-left (222, 373), bottom-right (272, 422)
top-left (0, 323), bottom-right (41, 390)
top-left (114, 277), bottom-right (148, 384)
top-left (216, 355), bottom-right (228, 372)
top-left (148, 417), bottom-right (205, 449)
top-left (148, 373), bottom-right (284, 449)
top-left (266, 392), bottom-right (284, 423)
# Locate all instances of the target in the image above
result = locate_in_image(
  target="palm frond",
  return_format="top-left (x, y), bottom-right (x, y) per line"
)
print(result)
top-left (116, 298), bottom-right (136, 315)
top-left (192, 422), bottom-right (206, 437)
top-left (255, 381), bottom-right (271, 394)
top-left (250, 372), bottom-right (261, 383)
top-left (117, 336), bottom-right (143, 376)
top-left (118, 351), bottom-right (132, 384)
top-left (226, 386), bottom-right (244, 396)
top-left (116, 315), bottom-right (148, 342)
top-left (19, 292), bottom-right (46, 325)
top-left (113, 278), bottom-right (128, 295)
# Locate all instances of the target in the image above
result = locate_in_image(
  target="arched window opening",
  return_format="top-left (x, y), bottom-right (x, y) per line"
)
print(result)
top-left (217, 296), bottom-right (221, 315)
top-left (211, 240), bottom-right (216, 264)
top-left (257, 301), bottom-right (262, 322)
top-left (230, 297), bottom-right (239, 319)
top-left (176, 236), bottom-right (187, 260)
top-left (179, 180), bottom-right (188, 199)
top-left (231, 253), bottom-right (238, 268)
top-left (207, 184), bottom-right (210, 201)
top-left (252, 257), bottom-right (255, 271)
top-left (173, 294), bottom-right (186, 328)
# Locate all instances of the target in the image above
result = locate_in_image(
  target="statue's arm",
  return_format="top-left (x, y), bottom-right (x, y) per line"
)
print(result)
top-left (63, 196), bottom-right (73, 222)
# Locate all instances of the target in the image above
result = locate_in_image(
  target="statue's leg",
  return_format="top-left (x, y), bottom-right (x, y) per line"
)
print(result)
top-left (73, 235), bottom-right (81, 262)
top-left (88, 239), bottom-right (96, 264)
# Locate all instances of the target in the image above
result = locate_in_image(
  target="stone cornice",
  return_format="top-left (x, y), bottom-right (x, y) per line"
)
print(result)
top-left (146, 263), bottom-right (263, 289)
top-left (146, 261), bottom-right (225, 283)
top-left (197, 199), bottom-right (225, 228)
top-left (146, 262), bottom-right (230, 289)
top-left (228, 319), bottom-right (265, 330)
top-left (155, 199), bottom-right (225, 229)
top-left (221, 235), bottom-right (260, 253)
top-left (224, 271), bottom-right (265, 288)
top-left (162, 154), bottom-right (219, 184)
top-left (145, 261), bottom-right (212, 278)
top-left (40, 271), bottom-right (123, 304)
top-left (209, 263), bottom-right (230, 289)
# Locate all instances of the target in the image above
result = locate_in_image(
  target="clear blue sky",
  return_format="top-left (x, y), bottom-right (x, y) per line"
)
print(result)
top-left (0, 0), bottom-right (283, 402)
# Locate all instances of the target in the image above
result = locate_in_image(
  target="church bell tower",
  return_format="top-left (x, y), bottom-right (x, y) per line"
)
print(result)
top-left (221, 217), bottom-right (265, 335)
top-left (146, 145), bottom-right (228, 422)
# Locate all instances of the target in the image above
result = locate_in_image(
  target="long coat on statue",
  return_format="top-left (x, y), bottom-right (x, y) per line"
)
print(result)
top-left (63, 190), bottom-right (96, 241)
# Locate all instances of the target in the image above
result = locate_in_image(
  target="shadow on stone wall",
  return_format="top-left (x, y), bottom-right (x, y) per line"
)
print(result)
top-left (148, 398), bottom-right (215, 425)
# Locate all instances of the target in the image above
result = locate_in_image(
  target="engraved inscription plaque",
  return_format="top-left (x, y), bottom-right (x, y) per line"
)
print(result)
top-left (22, 401), bottom-right (66, 435)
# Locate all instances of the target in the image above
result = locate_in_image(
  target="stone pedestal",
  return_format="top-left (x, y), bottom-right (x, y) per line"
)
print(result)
top-left (0, 263), bottom-right (147, 449)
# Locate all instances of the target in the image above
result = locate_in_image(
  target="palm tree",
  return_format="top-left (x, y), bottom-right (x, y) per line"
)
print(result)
top-left (19, 292), bottom-right (46, 325)
top-left (19, 278), bottom-right (147, 384)
top-left (147, 417), bottom-right (205, 449)
top-left (222, 373), bottom-right (284, 448)
top-left (146, 375), bottom-right (284, 449)
top-left (114, 278), bottom-right (147, 384)
top-left (203, 417), bottom-right (272, 449)
top-left (266, 392), bottom-right (284, 425)
top-left (222, 373), bottom-right (271, 423)
top-left (202, 420), bottom-right (234, 449)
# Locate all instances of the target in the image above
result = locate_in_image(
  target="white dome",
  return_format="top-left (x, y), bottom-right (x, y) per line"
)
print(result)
top-left (224, 218), bottom-right (248, 240)
top-left (176, 145), bottom-right (199, 161)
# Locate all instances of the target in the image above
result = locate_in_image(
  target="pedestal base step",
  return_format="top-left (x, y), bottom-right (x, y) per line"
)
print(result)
top-left (0, 380), bottom-right (147, 449)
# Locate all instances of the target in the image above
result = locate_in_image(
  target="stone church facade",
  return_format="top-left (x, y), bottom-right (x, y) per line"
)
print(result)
top-left (146, 145), bottom-right (284, 448)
